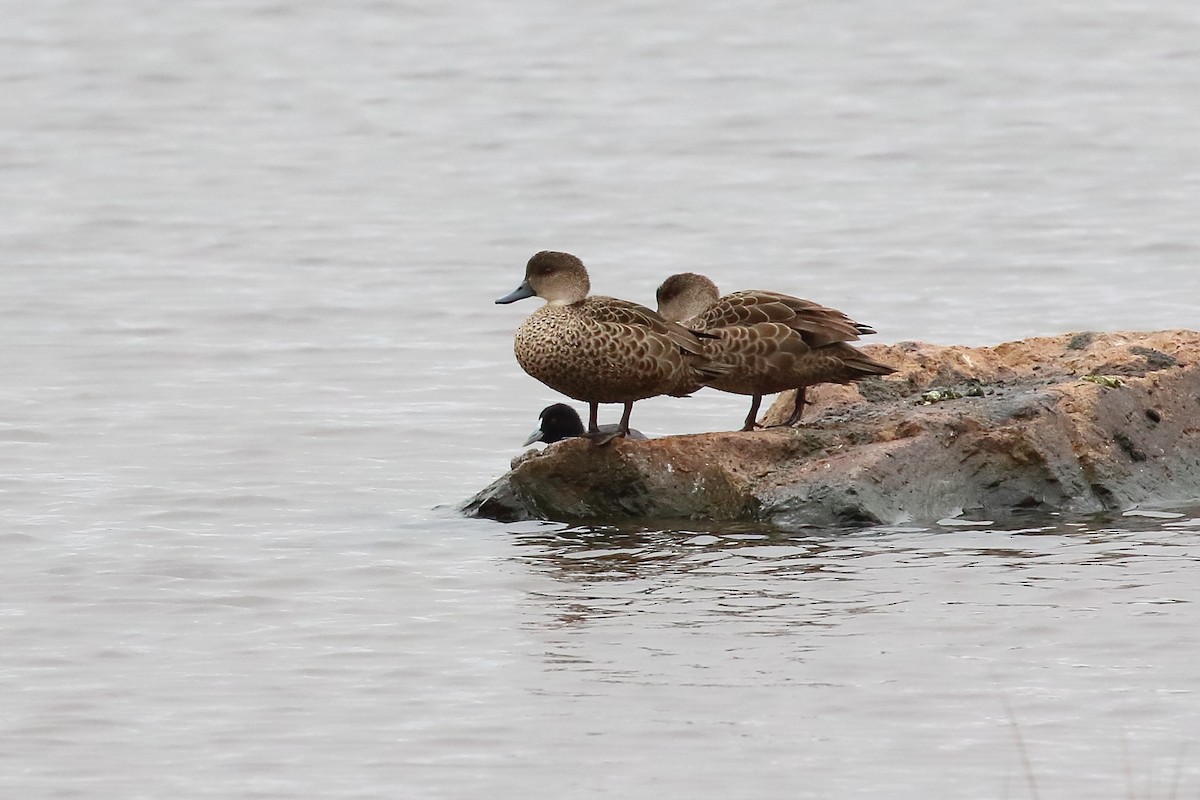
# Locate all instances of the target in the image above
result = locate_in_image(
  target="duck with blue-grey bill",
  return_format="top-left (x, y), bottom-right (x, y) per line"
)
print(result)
top-left (497, 251), bottom-right (727, 444)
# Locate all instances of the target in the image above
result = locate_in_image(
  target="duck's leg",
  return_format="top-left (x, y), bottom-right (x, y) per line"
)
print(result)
top-left (616, 401), bottom-right (634, 436)
top-left (782, 387), bottom-right (808, 427)
top-left (587, 402), bottom-right (601, 435)
top-left (740, 394), bottom-right (764, 431)
top-left (589, 401), bottom-right (632, 447)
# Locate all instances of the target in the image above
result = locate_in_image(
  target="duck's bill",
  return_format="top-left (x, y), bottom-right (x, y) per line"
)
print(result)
top-left (523, 428), bottom-right (545, 446)
top-left (496, 280), bottom-right (536, 304)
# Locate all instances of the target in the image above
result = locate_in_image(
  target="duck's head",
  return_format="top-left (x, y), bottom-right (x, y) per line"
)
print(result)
top-left (496, 251), bottom-right (591, 306)
top-left (655, 272), bottom-right (720, 321)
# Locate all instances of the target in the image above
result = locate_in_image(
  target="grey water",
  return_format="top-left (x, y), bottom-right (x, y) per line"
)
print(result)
top-left (2, 0), bottom-right (1199, 797)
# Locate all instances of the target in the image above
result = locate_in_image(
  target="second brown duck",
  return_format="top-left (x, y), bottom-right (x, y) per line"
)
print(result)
top-left (656, 273), bottom-right (896, 431)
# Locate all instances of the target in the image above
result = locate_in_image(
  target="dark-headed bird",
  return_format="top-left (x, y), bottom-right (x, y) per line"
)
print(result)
top-left (524, 403), bottom-right (647, 446)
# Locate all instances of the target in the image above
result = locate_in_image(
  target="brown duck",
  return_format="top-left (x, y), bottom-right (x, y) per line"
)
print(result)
top-left (497, 252), bottom-right (726, 442)
top-left (656, 273), bottom-right (895, 431)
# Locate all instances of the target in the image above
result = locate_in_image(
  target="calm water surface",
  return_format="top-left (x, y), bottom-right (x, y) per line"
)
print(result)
top-left (2, 0), bottom-right (1199, 798)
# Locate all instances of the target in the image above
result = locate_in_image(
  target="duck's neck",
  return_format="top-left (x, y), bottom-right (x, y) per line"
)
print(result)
top-left (544, 296), bottom-right (587, 307)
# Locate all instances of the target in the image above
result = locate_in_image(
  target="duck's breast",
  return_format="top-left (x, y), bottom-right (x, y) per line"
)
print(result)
top-left (513, 307), bottom-right (692, 402)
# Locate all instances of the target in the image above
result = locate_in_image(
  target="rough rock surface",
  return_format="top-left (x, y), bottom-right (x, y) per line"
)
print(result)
top-left (464, 330), bottom-right (1200, 526)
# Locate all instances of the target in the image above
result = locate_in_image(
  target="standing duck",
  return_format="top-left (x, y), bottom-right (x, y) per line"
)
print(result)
top-left (656, 273), bottom-right (895, 432)
top-left (497, 252), bottom-right (724, 443)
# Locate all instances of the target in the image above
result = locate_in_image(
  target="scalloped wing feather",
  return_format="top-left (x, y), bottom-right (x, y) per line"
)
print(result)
top-left (699, 323), bottom-right (895, 395)
top-left (693, 291), bottom-right (870, 347)
top-left (583, 296), bottom-right (710, 356)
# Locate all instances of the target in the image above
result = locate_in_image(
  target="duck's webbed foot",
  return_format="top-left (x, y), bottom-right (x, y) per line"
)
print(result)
top-left (739, 395), bottom-right (764, 432)
top-left (586, 429), bottom-right (626, 447)
top-left (780, 387), bottom-right (809, 427)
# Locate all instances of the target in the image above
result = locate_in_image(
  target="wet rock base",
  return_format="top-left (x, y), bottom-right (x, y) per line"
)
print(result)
top-left (464, 330), bottom-right (1200, 526)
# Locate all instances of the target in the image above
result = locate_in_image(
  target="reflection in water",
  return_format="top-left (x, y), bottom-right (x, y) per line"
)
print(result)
top-left (512, 524), bottom-right (891, 631)
top-left (509, 509), bottom-right (1200, 637)
top-left (499, 510), bottom-right (1200, 797)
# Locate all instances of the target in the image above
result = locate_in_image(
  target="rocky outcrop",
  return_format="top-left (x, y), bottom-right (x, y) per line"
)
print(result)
top-left (464, 330), bottom-right (1200, 526)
